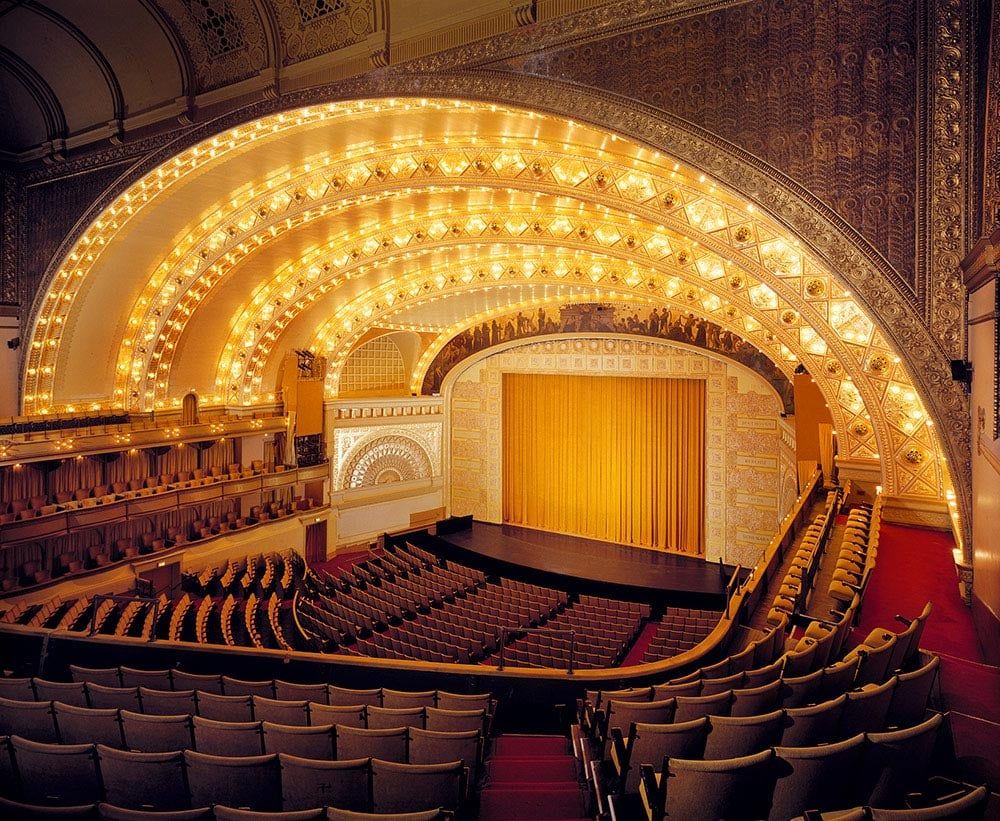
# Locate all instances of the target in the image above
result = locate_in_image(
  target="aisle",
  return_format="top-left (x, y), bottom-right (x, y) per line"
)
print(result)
top-left (479, 735), bottom-right (589, 821)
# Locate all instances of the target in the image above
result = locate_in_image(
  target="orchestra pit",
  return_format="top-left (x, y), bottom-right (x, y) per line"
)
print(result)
top-left (0, 2), bottom-right (998, 819)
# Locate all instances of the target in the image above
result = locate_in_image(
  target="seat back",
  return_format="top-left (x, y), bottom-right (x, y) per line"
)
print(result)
top-left (33, 679), bottom-right (89, 708)
top-left (435, 692), bottom-right (491, 713)
top-left (819, 656), bottom-right (861, 701)
top-left (310, 703), bottom-right (367, 729)
top-left (367, 706), bottom-right (425, 730)
top-left (53, 702), bottom-right (123, 748)
top-left (70, 666), bottom-right (121, 688)
top-left (781, 694), bottom-right (847, 747)
top-left (857, 636), bottom-right (898, 686)
top-left (139, 687), bottom-right (196, 716)
top-left (191, 716), bottom-right (263, 756)
top-left (781, 668), bottom-right (824, 708)
top-left (221, 677), bottom-right (275, 698)
top-left (120, 668), bottom-right (171, 690)
top-left (336, 726), bottom-right (407, 763)
top-left (0, 677), bottom-right (35, 701)
top-left (328, 686), bottom-right (381, 707)
top-left (424, 707), bottom-right (484, 734)
top-left (171, 672), bottom-right (224, 694)
top-left (0, 695), bottom-right (57, 742)
top-left (770, 734), bottom-right (868, 820)
top-left (674, 690), bottom-right (733, 723)
top-left (274, 681), bottom-right (329, 704)
top-left (618, 718), bottom-right (710, 795)
top-left (85, 685), bottom-right (141, 712)
top-left (371, 759), bottom-right (464, 814)
top-left (888, 656), bottom-right (940, 728)
top-left (120, 710), bottom-right (193, 753)
top-left (867, 785), bottom-right (987, 819)
top-left (743, 657), bottom-right (785, 689)
top-left (96, 745), bottom-right (187, 811)
top-left (213, 806), bottom-right (322, 820)
top-left (0, 795), bottom-right (99, 819)
top-left (10, 736), bottom-right (101, 805)
top-left (840, 677), bottom-right (897, 739)
top-left (408, 728), bottom-right (480, 770)
top-left (325, 809), bottom-right (443, 821)
top-left (253, 696), bottom-right (309, 726)
top-left (650, 681), bottom-right (701, 700)
top-left (863, 713), bottom-right (943, 808)
top-left (731, 679), bottom-right (783, 717)
top-left (382, 690), bottom-right (436, 710)
top-left (277, 753), bottom-right (370, 812)
top-left (605, 698), bottom-right (676, 735)
top-left (700, 672), bottom-right (745, 696)
top-left (664, 748), bottom-right (776, 821)
top-left (196, 692), bottom-right (253, 723)
top-left (703, 709), bottom-right (786, 760)
top-left (262, 722), bottom-right (336, 759)
top-left (183, 750), bottom-right (281, 812)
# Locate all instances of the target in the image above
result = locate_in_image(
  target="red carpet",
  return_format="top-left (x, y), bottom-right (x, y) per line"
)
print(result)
top-left (853, 522), bottom-right (984, 663)
top-left (312, 549), bottom-right (369, 577)
top-left (480, 735), bottom-right (588, 821)
top-left (620, 619), bottom-right (659, 666)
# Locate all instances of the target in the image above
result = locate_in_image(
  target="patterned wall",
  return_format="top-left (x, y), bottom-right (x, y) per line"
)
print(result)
top-left (511, 0), bottom-right (919, 286)
top-left (331, 420), bottom-right (442, 491)
top-left (447, 335), bottom-right (792, 566)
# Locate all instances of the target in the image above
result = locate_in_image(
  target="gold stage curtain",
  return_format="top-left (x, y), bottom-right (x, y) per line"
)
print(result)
top-left (503, 373), bottom-right (705, 554)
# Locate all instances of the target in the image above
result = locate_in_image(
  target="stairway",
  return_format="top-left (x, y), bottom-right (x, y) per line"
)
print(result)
top-left (479, 734), bottom-right (589, 821)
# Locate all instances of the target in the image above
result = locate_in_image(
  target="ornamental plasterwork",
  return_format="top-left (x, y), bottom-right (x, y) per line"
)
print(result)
top-left (20, 74), bottom-right (969, 546)
top-left (341, 434), bottom-right (434, 489)
top-left (921, 0), bottom-right (973, 357)
top-left (332, 422), bottom-right (441, 489)
top-left (447, 335), bottom-right (789, 563)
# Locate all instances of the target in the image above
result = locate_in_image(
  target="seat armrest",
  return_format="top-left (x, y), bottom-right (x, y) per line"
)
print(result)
top-left (609, 726), bottom-right (628, 778)
top-left (590, 758), bottom-right (608, 820)
top-left (639, 764), bottom-right (663, 821)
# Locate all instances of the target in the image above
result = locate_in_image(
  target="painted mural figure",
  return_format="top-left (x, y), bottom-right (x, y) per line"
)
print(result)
top-left (421, 303), bottom-right (796, 415)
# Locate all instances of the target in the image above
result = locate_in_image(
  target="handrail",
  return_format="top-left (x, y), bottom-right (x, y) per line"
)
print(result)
top-left (0, 470), bottom-right (825, 685)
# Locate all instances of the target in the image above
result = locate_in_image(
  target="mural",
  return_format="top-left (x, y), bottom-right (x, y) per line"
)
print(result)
top-left (421, 303), bottom-right (795, 414)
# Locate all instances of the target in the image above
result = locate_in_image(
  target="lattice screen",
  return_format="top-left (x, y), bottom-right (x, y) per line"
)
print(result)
top-left (340, 337), bottom-right (406, 393)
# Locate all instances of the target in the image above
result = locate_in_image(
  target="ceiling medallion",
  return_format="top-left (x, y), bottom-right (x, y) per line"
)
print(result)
top-left (905, 448), bottom-right (925, 465)
top-left (824, 359), bottom-right (842, 376)
top-left (728, 274), bottom-right (744, 289)
top-left (851, 420), bottom-right (870, 437)
top-left (868, 354), bottom-right (889, 375)
top-left (781, 310), bottom-right (798, 325)
top-left (734, 225), bottom-right (752, 242)
top-left (805, 278), bottom-right (826, 297)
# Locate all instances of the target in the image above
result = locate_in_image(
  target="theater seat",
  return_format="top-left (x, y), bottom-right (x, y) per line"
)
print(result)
top-left (335, 726), bottom-right (407, 763)
top-left (0, 796), bottom-right (97, 819)
top-left (262, 722), bottom-right (336, 759)
top-left (96, 745), bottom-right (187, 811)
top-left (10, 736), bottom-right (102, 805)
top-left (183, 750), bottom-right (281, 812)
top-left (277, 754), bottom-right (370, 811)
top-left (370, 759), bottom-right (464, 815)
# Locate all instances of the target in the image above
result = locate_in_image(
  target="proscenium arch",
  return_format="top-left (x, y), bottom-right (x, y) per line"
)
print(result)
top-left (20, 73), bottom-right (968, 550)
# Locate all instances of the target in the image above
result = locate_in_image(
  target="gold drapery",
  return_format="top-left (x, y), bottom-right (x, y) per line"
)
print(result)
top-left (502, 373), bottom-right (705, 554)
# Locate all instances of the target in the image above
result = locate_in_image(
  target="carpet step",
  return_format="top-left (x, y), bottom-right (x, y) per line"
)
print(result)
top-left (488, 756), bottom-right (578, 782)
top-left (492, 734), bottom-right (570, 757)
top-left (479, 785), bottom-right (587, 821)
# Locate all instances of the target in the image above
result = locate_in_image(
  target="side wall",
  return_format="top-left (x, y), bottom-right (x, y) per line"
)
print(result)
top-left (446, 335), bottom-right (793, 566)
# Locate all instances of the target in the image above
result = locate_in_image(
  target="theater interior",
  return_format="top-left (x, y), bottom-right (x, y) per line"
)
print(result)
top-left (0, 1), bottom-right (998, 819)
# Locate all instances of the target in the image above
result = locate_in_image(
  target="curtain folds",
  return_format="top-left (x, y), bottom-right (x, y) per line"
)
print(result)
top-left (502, 374), bottom-right (705, 554)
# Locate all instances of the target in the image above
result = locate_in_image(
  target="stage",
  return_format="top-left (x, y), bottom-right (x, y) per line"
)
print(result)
top-left (422, 520), bottom-right (735, 607)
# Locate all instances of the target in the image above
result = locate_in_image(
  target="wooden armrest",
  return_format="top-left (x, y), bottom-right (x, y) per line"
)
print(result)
top-left (609, 726), bottom-right (628, 777)
top-left (590, 758), bottom-right (607, 820)
top-left (639, 765), bottom-right (663, 821)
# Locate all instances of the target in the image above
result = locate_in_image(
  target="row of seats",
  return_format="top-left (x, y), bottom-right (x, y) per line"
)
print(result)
top-left (0, 412), bottom-right (130, 437)
top-left (766, 486), bottom-right (844, 626)
top-left (0, 695), bottom-right (488, 745)
top-left (829, 499), bottom-right (883, 606)
top-left (3, 667), bottom-right (493, 712)
top-left (0, 737), bottom-right (467, 816)
top-left (0, 798), bottom-right (451, 821)
top-left (635, 717), bottom-right (980, 821)
top-left (642, 606), bottom-right (722, 661)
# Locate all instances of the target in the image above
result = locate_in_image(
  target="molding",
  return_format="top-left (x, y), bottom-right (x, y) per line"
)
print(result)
top-left (330, 475), bottom-right (443, 509)
top-left (880, 493), bottom-right (954, 531)
top-left (960, 227), bottom-right (1000, 291)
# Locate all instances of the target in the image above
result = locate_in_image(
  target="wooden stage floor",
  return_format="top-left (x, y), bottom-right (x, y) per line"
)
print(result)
top-left (434, 521), bottom-right (730, 599)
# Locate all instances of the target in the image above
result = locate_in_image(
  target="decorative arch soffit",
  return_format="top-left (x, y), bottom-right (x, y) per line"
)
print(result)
top-left (21, 74), bottom-right (967, 541)
top-left (339, 433), bottom-right (434, 490)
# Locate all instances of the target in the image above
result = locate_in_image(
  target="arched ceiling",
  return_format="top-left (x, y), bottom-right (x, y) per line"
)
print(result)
top-left (22, 97), bottom-right (957, 518)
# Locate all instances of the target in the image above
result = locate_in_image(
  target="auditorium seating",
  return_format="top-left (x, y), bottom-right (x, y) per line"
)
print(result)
top-left (642, 607), bottom-right (722, 661)
top-left (0, 664), bottom-right (491, 817)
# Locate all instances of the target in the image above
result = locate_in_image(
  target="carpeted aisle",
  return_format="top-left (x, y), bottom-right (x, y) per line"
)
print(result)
top-left (619, 620), bottom-right (660, 666)
top-left (479, 735), bottom-right (589, 821)
top-left (853, 522), bottom-right (983, 663)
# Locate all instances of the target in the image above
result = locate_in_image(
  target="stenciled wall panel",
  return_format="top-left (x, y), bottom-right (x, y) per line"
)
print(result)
top-left (447, 335), bottom-right (793, 566)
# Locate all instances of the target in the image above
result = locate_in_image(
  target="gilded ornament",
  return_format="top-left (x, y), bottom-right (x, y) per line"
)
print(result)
top-left (662, 191), bottom-right (676, 207)
top-left (851, 420), bottom-right (870, 436)
top-left (824, 360), bottom-right (842, 376)
top-left (905, 448), bottom-right (924, 464)
top-left (676, 249), bottom-right (690, 264)
top-left (595, 170), bottom-right (609, 188)
top-left (868, 354), bottom-right (889, 375)
top-left (531, 160), bottom-right (546, 176)
top-left (734, 225), bottom-right (752, 242)
top-left (805, 279), bottom-right (826, 297)
top-left (728, 274), bottom-right (744, 289)
top-left (781, 310), bottom-right (797, 325)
